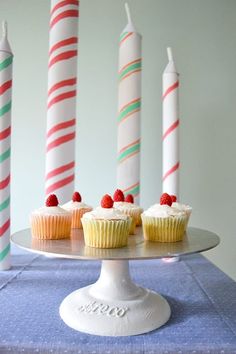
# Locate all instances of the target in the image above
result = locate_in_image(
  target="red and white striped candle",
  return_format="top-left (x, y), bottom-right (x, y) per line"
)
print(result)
top-left (162, 47), bottom-right (179, 198)
top-left (117, 4), bottom-right (142, 204)
top-left (45, 0), bottom-right (79, 204)
top-left (0, 22), bottom-right (13, 270)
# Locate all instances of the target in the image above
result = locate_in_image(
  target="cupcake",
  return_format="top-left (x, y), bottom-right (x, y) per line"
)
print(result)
top-left (30, 194), bottom-right (72, 240)
top-left (81, 194), bottom-right (130, 248)
top-left (113, 189), bottom-right (143, 235)
top-left (171, 197), bottom-right (192, 230)
top-left (62, 191), bottom-right (92, 229)
top-left (141, 193), bottom-right (189, 243)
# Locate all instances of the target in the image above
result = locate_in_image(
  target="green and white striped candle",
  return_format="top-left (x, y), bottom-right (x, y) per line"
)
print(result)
top-left (117, 3), bottom-right (142, 204)
top-left (0, 21), bottom-right (13, 270)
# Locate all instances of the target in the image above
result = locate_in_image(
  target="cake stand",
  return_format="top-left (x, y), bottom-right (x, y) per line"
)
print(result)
top-left (11, 227), bottom-right (219, 337)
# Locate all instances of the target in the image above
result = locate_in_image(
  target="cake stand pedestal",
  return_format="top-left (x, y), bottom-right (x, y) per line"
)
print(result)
top-left (11, 227), bottom-right (220, 337)
top-left (60, 259), bottom-right (170, 336)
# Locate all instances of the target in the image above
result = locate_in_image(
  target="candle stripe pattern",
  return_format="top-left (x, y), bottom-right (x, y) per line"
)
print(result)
top-left (0, 35), bottom-right (13, 270)
top-left (0, 56), bottom-right (12, 70)
top-left (118, 139), bottom-right (140, 163)
top-left (46, 0), bottom-right (79, 203)
top-left (119, 58), bottom-right (141, 81)
top-left (162, 69), bottom-right (179, 197)
top-left (123, 182), bottom-right (140, 198)
top-left (117, 30), bottom-right (142, 204)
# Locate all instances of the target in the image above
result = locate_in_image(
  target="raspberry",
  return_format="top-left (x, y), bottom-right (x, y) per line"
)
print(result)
top-left (72, 191), bottom-right (82, 202)
top-left (101, 194), bottom-right (114, 208)
top-left (160, 193), bottom-right (172, 206)
top-left (46, 194), bottom-right (59, 207)
top-left (113, 189), bottom-right (125, 202)
top-left (170, 195), bottom-right (177, 203)
top-left (125, 194), bottom-right (134, 203)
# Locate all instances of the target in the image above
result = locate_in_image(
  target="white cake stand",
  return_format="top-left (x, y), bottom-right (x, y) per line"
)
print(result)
top-left (11, 227), bottom-right (219, 337)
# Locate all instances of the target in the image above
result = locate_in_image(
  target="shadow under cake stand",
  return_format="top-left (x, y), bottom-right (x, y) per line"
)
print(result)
top-left (11, 227), bottom-right (219, 337)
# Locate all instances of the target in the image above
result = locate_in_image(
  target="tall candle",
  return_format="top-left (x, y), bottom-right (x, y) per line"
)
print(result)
top-left (45, 0), bottom-right (79, 204)
top-left (117, 3), bottom-right (142, 204)
top-left (0, 21), bottom-right (13, 270)
top-left (162, 47), bottom-right (179, 198)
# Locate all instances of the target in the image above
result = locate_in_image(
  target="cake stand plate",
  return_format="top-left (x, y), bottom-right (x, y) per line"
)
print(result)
top-left (11, 227), bottom-right (220, 336)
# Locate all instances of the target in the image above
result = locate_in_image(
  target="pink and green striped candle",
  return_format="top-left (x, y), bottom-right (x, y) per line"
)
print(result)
top-left (0, 21), bottom-right (13, 270)
top-left (117, 4), bottom-right (142, 204)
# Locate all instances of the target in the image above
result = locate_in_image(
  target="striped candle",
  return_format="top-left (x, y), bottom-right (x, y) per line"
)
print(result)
top-left (117, 3), bottom-right (142, 204)
top-left (45, 0), bottom-right (79, 204)
top-left (0, 22), bottom-right (13, 270)
top-left (162, 47), bottom-right (179, 198)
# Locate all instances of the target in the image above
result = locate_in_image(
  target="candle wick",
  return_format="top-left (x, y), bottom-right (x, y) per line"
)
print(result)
top-left (2, 21), bottom-right (8, 38)
top-left (125, 3), bottom-right (132, 24)
top-left (167, 47), bottom-right (173, 62)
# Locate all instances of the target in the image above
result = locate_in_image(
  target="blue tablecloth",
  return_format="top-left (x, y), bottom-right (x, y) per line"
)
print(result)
top-left (0, 246), bottom-right (236, 354)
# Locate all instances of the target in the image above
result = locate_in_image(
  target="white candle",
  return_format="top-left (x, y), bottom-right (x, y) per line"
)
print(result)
top-left (117, 3), bottom-right (142, 204)
top-left (162, 47), bottom-right (179, 198)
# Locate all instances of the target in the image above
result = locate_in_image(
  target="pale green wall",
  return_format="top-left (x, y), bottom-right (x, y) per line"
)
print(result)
top-left (1, 0), bottom-right (236, 279)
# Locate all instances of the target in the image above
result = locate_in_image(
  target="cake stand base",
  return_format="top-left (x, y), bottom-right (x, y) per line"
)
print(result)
top-left (59, 260), bottom-right (171, 336)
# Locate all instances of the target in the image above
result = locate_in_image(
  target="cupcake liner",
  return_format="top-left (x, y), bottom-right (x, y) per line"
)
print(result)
top-left (185, 209), bottom-right (192, 231)
top-left (81, 219), bottom-right (130, 248)
top-left (129, 217), bottom-right (136, 235)
top-left (31, 214), bottom-right (72, 240)
top-left (71, 207), bottom-right (92, 229)
top-left (128, 208), bottom-right (143, 226)
top-left (119, 209), bottom-right (143, 233)
top-left (135, 213), bottom-right (142, 226)
top-left (141, 215), bottom-right (187, 242)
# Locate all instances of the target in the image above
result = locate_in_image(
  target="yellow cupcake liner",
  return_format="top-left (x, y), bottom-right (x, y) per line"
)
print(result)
top-left (119, 208), bottom-right (143, 233)
top-left (129, 217), bottom-right (136, 235)
top-left (31, 215), bottom-right (72, 240)
top-left (81, 218), bottom-right (130, 248)
top-left (135, 213), bottom-right (143, 226)
top-left (185, 210), bottom-right (192, 231)
top-left (141, 215), bottom-right (187, 242)
top-left (71, 207), bottom-right (92, 229)
top-left (126, 208), bottom-right (143, 226)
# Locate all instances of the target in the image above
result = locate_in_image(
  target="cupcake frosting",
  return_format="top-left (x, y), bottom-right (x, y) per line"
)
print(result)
top-left (143, 204), bottom-right (186, 218)
top-left (32, 205), bottom-right (71, 216)
top-left (63, 200), bottom-right (91, 210)
top-left (114, 201), bottom-right (141, 210)
top-left (172, 202), bottom-right (192, 213)
top-left (82, 206), bottom-right (129, 220)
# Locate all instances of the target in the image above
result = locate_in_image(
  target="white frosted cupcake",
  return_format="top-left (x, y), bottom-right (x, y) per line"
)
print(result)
top-left (171, 201), bottom-right (192, 230)
top-left (62, 191), bottom-right (92, 229)
top-left (142, 193), bottom-right (189, 242)
top-left (31, 194), bottom-right (72, 240)
top-left (81, 194), bottom-right (130, 248)
top-left (113, 190), bottom-right (143, 234)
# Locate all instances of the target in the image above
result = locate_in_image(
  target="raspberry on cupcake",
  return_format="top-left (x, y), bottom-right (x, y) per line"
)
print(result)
top-left (62, 191), bottom-right (92, 229)
top-left (30, 194), bottom-right (72, 239)
top-left (125, 194), bottom-right (134, 203)
top-left (81, 194), bottom-right (130, 248)
top-left (113, 189), bottom-right (143, 234)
